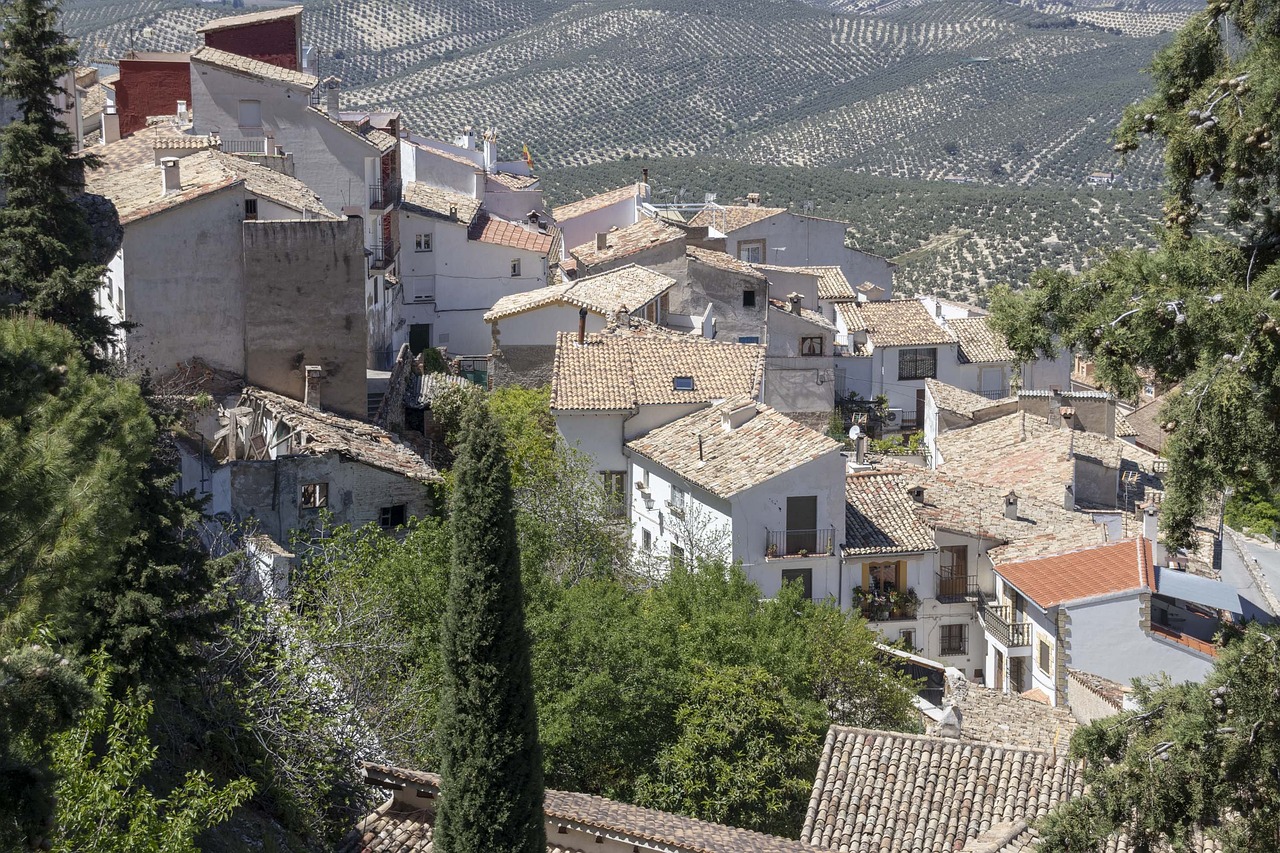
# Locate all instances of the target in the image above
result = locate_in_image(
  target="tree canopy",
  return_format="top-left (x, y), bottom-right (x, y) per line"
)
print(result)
top-left (989, 0), bottom-right (1280, 548)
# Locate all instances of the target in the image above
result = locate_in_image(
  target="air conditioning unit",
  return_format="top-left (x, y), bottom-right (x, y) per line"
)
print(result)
top-left (885, 408), bottom-right (904, 427)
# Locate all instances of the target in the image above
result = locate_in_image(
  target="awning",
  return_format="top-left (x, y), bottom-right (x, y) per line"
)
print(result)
top-left (1155, 567), bottom-right (1242, 613)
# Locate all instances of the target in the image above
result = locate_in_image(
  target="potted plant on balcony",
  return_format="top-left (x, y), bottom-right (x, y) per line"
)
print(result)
top-left (903, 587), bottom-right (920, 617)
top-left (766, 542), bottom-right (777, 558)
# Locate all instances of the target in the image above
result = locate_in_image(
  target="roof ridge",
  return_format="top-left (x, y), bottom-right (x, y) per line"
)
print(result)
top-left (824, 724), bottom-right (1063, 758)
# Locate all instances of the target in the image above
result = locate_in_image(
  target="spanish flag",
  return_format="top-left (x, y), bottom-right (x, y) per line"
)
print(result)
top-left (522, 143), bottom-right (534, 170)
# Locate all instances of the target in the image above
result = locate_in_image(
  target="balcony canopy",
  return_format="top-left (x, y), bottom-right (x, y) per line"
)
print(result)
top-left (1155, 567), bottom-right (1242, 614)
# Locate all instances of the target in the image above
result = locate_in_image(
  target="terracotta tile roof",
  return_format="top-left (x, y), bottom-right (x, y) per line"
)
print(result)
top-left (551, 325), bottom-right (762, 411)
top-left (925, 378), bottom-right (1014, 419)
top-left (844, 471), bottom-right (937, 556)
top-left (487, 265), bottom-right (676, 322)
top-left (80, 82), bottom-right (109, 120)
top-left (489, 171), bottom-right (539, 190)
top-left (469, 214), bottom-right (555, 253)
top-left (995, 538), bottom-right (1153, 610)
top-left (628, 399), bottom-right (841, 499)
top-left (949, 316), bottom-right (1015, 363)
top-left (768, 298), bottom-right (837, 331)
top-left (960, 821), bottom-right (1039, 852)
top-left (1114, 410), bottom-right (1138, 438)
top-left (1127, 393), bottom-right (1173, 453)
top-left (551, 183), bottom-right (640, 221)
top-left (401, 182), bottom-right (481, 226)
top-left (191, 46), bottom-right (317, 90)
top-left (687, 246), bottom-right (767, 280)
top-left (907, 468), bottom-right (1106, 563)
top-left (344, 764), bottom-right (817, 853)
top-left (92, 125), bottom-right (214, 174)
top-left (752, 264), bottom-right (855, 300)
top-left (803, 726), bottom-right (1079, 853)
top-left (239, 388), bottom-right (441, 482)
top-left (833, 300), bottom-right (868, 334)
top-left (688, 204), bottom-right (786, 232)
top-left (87, 149), bottom-right (334, 224)
top-left (570, 217), bottom-right (685, 268)
top-left (1150, 624), bottom-right (1219, 658)
top-left (196, 4), bottom-right (303, 32)
top-left (855, 299), bottom-right (956, 348)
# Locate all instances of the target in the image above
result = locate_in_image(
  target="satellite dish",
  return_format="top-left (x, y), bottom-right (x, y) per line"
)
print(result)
top-left (847, 424), bottom-right (861, 440)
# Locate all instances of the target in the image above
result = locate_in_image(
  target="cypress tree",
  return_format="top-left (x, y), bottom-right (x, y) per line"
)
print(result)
top-left (0, 0), bottom-right (111, 352)
top-left (436, 401), bottom-right (545, 853)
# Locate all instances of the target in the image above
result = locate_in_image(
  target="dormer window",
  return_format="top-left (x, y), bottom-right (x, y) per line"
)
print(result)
top-left (672, 376), bottom-right (694, 391)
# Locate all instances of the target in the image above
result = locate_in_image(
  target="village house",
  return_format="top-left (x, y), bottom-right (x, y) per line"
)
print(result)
top-left (686, 195), bottom-right (895, 299)
top-left (86, 138), bottom-right (368, 418)
top-left (485, 265), bottom-right (677, 387)
top-left (395, 181), bottom-right (558, 363)
top-left (626, 398), bottom-right (845, 594)
top-left (178, 387), bottom-right (440, 585)
top-left (551, 181), bottom-right (649, 251)
top-left (339, 762), bottom-right (817, 853)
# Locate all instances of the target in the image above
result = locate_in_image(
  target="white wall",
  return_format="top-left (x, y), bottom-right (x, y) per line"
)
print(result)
top-left (490, 305), bottom-right (612, 349)
top-left (727, 212), bottom-right (894, 297)
top-left (556, 411), bottom-right (630, 474)
top-left (557, 195), bottom-right (639, 255)
top-left (1067, 594), bottom-right (1215, 688)
top-left (401, 136), bottom-right (480, 196)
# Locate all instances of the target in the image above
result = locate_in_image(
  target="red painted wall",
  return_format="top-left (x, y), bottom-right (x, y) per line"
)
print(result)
top-left (204, 18), bottom-right (300, 71)
top-left (115, 58), bottom-right (192, 137)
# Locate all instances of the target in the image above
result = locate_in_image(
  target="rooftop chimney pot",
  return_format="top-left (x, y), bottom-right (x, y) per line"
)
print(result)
top-left (595, 232), bottom-right (609, 252)
top-left (746, 192), bottom-right (760, 208)
top-left (1004, 490), bottom-right (1019, 520)
top-left (577, 306), bottom-right (588, 345)
top-left (160, 157), bottom-right (181, 194)
top-left (103, 104), bottom-right (120, 145)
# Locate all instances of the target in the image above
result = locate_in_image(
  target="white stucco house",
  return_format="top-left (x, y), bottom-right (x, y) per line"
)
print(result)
top-left (551, 182), bottom-right (649, 253)
top-left (625, 399), bottom-right (845, 599)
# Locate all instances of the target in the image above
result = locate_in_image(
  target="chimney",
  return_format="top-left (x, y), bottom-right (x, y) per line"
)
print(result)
top-left (1004, 490), bottom-right (1019, 520)
top-left (482, 128), bottom-right (497, 173)
top-left (642, 167), bottom-right (649, 185)
top-left (209, 128), bottom-right (222, 150)
top-left (746, 192), bottom-right (760, 208)
top-left (1142, 503), bottom-right (1167, 565)
top-left (176, 99), bottom-right (188, 120)
top-left (616, 304), bottom-right (630, 326)
top-left (788, 292), bottom-right (803, 315)
top-left (324, 76), bottom-right (341, 118)
top-left (906, 484), bottom-right (925, 504)
top-left (936, 703), bottom-right (963, 739)
top-left (266, 131), bottom-right (277, 155)
top-left (103, 104), bottom-right (120, 144)
top-left (1063, 483), bottom-right (1074, 512)
top-left (160, 157), bottom-right (181, 194)
top-left (721, 402), bottom-right (758, 431)
top-left (935, 298), bottom-right (943, 318)
top-left (595, 232), bottom-right (609, 252)
top-left (304, 365), bottom-right (323, 409)
top-left (854, 435), bottom-right (866, 465)
top-left (577, 306), bottom-right (588, 345)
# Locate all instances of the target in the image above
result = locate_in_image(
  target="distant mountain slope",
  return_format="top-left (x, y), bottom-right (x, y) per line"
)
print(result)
top-left (65, 0), bottom-right (1194, 189)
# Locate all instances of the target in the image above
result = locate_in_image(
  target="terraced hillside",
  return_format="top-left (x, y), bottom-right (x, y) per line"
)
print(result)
top-left (64, 0), bottom-right (1196, 190)
top-left (540, 156), bottom-right (1164, 301)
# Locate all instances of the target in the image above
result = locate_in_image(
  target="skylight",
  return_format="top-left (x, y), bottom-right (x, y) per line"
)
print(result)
top-left (672, 376), bottom-right (695, 391)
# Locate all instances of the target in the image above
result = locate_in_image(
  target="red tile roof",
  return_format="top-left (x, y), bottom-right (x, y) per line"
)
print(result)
top-left (469, 215), bottom-right (555, 253)
top-left (995, 538), bottom-right (1153, 610)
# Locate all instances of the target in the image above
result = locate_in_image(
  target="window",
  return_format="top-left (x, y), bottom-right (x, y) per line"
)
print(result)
top-left (737, 336), bottom-right (760, 344)
top-left (868, 561), bottom-right (901, 592)
top-left (415, 233), bottom-right (433, 252)
top-left (244, 198), bottom-right (258, 221)
top-left (672, 376), bottom-right (695, 391)
top-left (602, 470), bottom-right (625, 516)
top-left (670, 543), bottom-right (685, 571)
top-left (742, 289), bottom-right (757, 308)
top-left (940, 624), bottom-right (968, 657)
top-left (668, 485), bottom-right (687, 517)
top-left (1038, 639), bottom-right (1051, 675)
top-left (301, 482), bottom-right (328, 509)
top-left (800, 336), bottom-right (824, 356)
top-left (781, 568), bottom-right (813, 601)
top-left (510, 258), bottom-right (522, 277)
top-left (736, 238), bottom-right (765, 264)
top-left (899, 629), bottom-right (916, 652)
top-left (237, 99), bottom-right (262, 128)
top-left (938, 545), bottom-right (970, 599)
top-left (641, 529), bottom-right (652, 551)
top-left (379, 504), bottom-right (407, 529)
top-left (898, 347), bottom-right (938, 380)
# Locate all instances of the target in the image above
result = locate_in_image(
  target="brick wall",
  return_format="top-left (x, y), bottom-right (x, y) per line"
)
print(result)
top-left (204, 18), bottom-right (299, 70)
top-left (115, 58), bottom-right (191, 137)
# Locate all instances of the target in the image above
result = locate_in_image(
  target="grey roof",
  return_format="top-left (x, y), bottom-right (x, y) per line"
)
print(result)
top-left (1155, 566), bottom-right (1242, 613)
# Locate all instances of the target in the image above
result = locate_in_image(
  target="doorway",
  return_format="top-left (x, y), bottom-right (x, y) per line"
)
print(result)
top-left (409, 323), bottom-right (432, 356)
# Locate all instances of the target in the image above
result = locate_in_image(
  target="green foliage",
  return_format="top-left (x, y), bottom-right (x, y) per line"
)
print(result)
top-left (989, 0), bottom-right (1280, 549)
top-left (1224, 482), bottom-right (1280, 537)
top-left (437, 402), bottom-right (545, 853)
top-left (1037, 624), bottom-right (1280, 852)
top-left (0, 0), bottom-right (111, 352)
top-left (635, 664), bottom-right (826, 838)
top-left (50, 655), bottom-right (253, 853)
top-left (870, 431), bottom-right (925, 455)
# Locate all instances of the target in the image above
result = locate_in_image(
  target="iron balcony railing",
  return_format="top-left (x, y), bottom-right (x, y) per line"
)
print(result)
top-left (980, 388), bottom-right (1009, 400)
top-left (982, 603), bottom-right (1033, 648)
top-left (936, 573), bottom-right (979, 603)
top-left (370, 240), bottom-right (397, 271)
top-left (765, 526), bottom-right (835, 559)
top-left (369, 183), bottom-right (402, 210)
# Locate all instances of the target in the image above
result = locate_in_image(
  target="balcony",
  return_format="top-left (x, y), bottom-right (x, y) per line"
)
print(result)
top-left (981, 603), bottom-right (1032, 648)
top-left (854, 587), bottom-right (920, 622)
top-left (370, 240), bottom-right (397, 271)
top-left (979, 388), bottom-right (1008, 400)
top-left (765, 527), bottom-right (835, 559)
top-left (936, 573), bottom-right (979, 604)
top-left (369, 183), bottom-right (401, 210)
